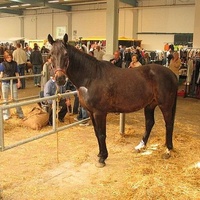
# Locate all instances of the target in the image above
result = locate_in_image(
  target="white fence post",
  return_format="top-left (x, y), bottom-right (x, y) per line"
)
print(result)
top-left (0, 107), bottom-right (4, 151)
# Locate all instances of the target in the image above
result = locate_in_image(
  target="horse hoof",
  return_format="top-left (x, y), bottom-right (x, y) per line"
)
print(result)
top-left (135, 140), bottom-right (145, 153)
top-left (135, 148), bottom-right (142, 153)
top-left (161, 149), bottom-right (171, 159)
top-left (95, 162), bottom-right (106, 168)
top-left (162, 153), bottom-right (171, 159)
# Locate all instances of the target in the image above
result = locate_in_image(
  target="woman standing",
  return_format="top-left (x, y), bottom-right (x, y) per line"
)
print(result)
top-left (0, 50), bottom-right (24, 120)
top-left (128, 54), bottom-right (142, 68)
top-left (169, 51), bottom-right (181, 80)
top-left (41, 54), bottom-right (54, 90)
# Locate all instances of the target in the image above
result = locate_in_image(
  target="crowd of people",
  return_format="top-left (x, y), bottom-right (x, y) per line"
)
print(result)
top-left (0, 42), bottom-right (45, 121)
top-left (92, 43), bottom-right (182, 78)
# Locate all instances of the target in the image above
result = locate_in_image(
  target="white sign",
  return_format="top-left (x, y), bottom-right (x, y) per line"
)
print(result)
top-left (56, 26), bottom-right (66, 39)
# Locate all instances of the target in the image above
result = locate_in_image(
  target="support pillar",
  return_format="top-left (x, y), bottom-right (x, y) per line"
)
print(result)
top-left (193, 0), bottom-right (200, 48)
top-left (20, 17), bottom-right (24, 38)
top-left (105, 0), bottom-right (119, 60)
top-left (105, 0), bottom-right (125, 134)
top-left (67, 13), bottom-right (72, 41)
top-left (132, 10), bottom-right (138, 39)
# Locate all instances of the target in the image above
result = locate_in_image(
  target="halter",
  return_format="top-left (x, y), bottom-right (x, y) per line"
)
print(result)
top-left (54, 68), bottom-right (67, 75)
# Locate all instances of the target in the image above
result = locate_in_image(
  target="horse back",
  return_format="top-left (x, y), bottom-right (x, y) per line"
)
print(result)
top-left (79, 63), bottom-right (177, 113)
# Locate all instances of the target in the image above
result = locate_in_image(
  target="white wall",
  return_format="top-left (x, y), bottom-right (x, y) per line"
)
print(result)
top-left (0, 17), bottom-right (21, 39)
top-left (137, 6), bottom-right (195, 50)
top-left (53, 12), bottom-right (69, 39)
top-left (71, 9), bottom-right (134, 39)
top-left (119, 9), bottom-right (134, 38)
top-left (23, 9), bottom-right (68, 40)
top-left (71, 10), bottom-right (106, 39)
top-left (138, 6), bottom-right (194, 33)
top-left (0, 3), bottom-right (196, 50)
top-left (193, 0), bottom-right (200, 47)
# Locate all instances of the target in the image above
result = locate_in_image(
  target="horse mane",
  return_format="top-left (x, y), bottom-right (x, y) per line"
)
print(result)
top-left (66, 43), bottom-right (109, 80)
top-left (68, 44), bottom-right (98, 64)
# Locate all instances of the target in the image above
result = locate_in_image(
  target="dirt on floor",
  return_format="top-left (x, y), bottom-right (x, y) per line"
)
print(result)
top-left (0, 78), bottom-right (200, 200)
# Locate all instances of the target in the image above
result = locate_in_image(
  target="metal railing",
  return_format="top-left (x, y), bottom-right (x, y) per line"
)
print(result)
top-left (0, 91), bottom-right (93, 152)
top-left (0, 74), bottom-right (42, 105)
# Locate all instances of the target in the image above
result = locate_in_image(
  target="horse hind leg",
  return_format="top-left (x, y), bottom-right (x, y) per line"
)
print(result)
top-left (160, 109), bottom-right (175, 159)
top-left (159, 96), bottom-right (177, 159)
top-left (135, 104), bottom-right (156, 152)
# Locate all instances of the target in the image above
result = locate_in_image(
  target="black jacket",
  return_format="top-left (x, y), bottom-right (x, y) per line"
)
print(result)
top-left (30, 50), bottom-right (43, 65)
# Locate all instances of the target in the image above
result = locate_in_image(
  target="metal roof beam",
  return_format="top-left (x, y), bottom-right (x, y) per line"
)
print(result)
top-left (120, 0), bottom-right (138, 7)
top-left (10, 0), bottom-right (44, 3)
top-left (10, 0), bottom-right (71, 11)
top-left (46, 3), bottom-right (71, 11)
top-left (0, 8), bottom-right (23, 15)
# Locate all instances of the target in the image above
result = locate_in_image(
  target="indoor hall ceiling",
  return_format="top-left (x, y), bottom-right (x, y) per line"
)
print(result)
top-left (0, 0), bottom-right (138, 15)
top-left (137, 0), bottom-right (195, 7)
top-left (0, 0), bottom-right (194, 16)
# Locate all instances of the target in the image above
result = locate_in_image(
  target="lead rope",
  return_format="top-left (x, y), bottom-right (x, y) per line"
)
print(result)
top-left (56, 87), bottom-right (61, 163)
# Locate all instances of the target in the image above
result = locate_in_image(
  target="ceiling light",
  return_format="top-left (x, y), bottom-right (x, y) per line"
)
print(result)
top-left (10, 5), bottom-right (19, 8)
top-left (48, 0), bottom-right (59, 3)
top-left (26, 6), bottom-right (46, 10)
top-left (0, 7), bottom-right (7, 9)
top-left (21, 4), bottom-right (31, 7)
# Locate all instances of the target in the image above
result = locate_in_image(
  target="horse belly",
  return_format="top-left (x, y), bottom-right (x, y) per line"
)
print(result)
top-left (103, 90), bottom-right (153, 113)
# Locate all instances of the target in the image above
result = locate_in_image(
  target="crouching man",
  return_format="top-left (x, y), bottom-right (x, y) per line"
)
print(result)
top-left (43, 75), bottom-right (70, 126)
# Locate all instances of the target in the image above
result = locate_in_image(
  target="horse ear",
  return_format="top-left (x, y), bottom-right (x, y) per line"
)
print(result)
top-left (48, 34), bottom-right (55, 45)
top-left (63, 34), bottom-right (68, 44)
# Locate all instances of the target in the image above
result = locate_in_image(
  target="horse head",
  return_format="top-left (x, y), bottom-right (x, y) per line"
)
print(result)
top-left (48, 34), bottom-right (69, 86)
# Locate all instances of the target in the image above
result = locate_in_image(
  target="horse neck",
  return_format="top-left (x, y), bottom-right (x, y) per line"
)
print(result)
top-left (67, 45), bottom-right (97, 88)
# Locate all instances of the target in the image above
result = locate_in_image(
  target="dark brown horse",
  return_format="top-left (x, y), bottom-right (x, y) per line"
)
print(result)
top-left (48, 34), bottom-right (178, 167)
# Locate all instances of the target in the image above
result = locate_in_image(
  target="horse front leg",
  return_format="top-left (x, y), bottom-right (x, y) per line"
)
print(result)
top-left (90, 112), bottom-right (108, 168)
top-left (135, 105), bottom-right (156, 152)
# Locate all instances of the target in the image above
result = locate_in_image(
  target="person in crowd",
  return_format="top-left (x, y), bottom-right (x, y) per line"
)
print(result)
top-left (150, 51), bottom-right (157, 62)
top-left (169, 51), bottom-right (181, 80)
top-left (0, 50), bottom-right (24, 120)
top-left (167, 49), bottom-right (174, 67)
top-left (41, 45), bottom-right (50, 54)
top-left (110, 50), bottom-right (123, 68)
top-left (135, 49), bottom-right (143, 63)
top-left (143, 52), bottom-right (151, 65)
top-left (24, 44), bottom-right (32, 73)
top-left (65, 79), bottom-right (79, 115)
top-left (74, 106), bottom-right (90, 126)
top-left (12, 43), bottom-right (27, 89)
top-left (124, 48), bottom-right (132, 68)
top-left (30, 43), bottom-right (43, 87)
top-left (128, 54), bottom-right (142, 68)
top-left (41, 54), bottom-right (54, 90)
top-left (94, 45), bottom-right (105, 60)
top-left (43, 74), bottom-right (70, 126)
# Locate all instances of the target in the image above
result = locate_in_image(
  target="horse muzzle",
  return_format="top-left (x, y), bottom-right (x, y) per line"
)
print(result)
top-left (55, 69), bottom-right (67, 86)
